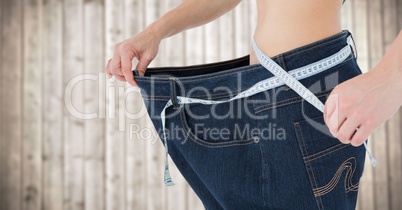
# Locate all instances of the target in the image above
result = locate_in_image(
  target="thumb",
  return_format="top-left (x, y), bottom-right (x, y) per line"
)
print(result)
top-left (135, 56), bottom-right (152, 76)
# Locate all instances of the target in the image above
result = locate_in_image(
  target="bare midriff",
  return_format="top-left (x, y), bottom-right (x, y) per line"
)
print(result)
top-left (250, 0), bottom-right (343, 64)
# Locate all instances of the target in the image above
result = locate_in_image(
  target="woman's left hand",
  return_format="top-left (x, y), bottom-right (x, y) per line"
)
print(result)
top-left (324, 61), bottom-right (402, 146)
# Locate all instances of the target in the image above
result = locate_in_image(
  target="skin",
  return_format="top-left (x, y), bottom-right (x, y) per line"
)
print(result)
top-left (106, 0), bottom-right (402, 146)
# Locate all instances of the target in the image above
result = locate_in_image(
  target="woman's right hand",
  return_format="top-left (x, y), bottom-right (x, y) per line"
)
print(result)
top-left (105, 28), bottom-right (161, 86)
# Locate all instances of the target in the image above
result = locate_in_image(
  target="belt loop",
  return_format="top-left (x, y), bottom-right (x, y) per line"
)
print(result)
top-left (347, 33), bottom-right (358, 60)
top-left (277, 55), bottom-right (287, 71)
top-left (169, 77), bottom-right (180, 110)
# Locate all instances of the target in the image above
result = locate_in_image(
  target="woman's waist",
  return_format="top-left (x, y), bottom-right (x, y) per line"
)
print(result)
top-left (252, 27), bottom-right (343, 60)
top-left (254, 0), bottom-right (342, 59)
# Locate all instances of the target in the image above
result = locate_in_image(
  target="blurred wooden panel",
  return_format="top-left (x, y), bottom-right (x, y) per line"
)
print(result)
top-left (0, 1), bottom-right (401, 210)
top-left (22, 0), bottom-right (42, 210)
top-left (234, 1), bottom-right (252, 57)
top-left (0, 1), bottom-right (23, 210)
top-left (83, 0), bottom-right (106, 209)
top-left (341, 0), bottom-right (353, 35)
top-left (353, 0), bottom-right (370, 73)
top-left (41, 0), bottom-right (64, 209)
top-left (249, 1), bottom-right (258, 43)
top-left (105, 0), bottom-right (127, 209)
top-left (218, 9), bottom-right (235, 61)
top-left (63, 1), bottom-right (85, 210)
top-left (387, 108), bottom-right (402, 210)
top-left (0, 1), bottom-right (3, 207)
top-left (204, 16), bottom-right (220, 63)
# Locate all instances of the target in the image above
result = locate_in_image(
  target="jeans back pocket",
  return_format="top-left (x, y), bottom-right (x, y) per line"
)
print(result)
top-left (293, 116), bottom-right (366, 210)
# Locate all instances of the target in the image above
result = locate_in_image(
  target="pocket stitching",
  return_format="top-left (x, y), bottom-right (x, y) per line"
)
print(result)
top-left (294, 122), bottom-right (324, 209)
top-left (312, 157), bottom-right (360, 197)
top-left (294, 118), bottom-right (362, 209)
top-left (304, 144), bottom-right (350, 163)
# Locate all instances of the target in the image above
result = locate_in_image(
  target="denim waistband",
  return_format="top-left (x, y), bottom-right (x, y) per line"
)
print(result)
top-left (133, 30), bottom-right (353, 101)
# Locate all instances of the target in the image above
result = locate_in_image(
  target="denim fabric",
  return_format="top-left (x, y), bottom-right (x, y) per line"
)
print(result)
top-left (133, 30), bottom-right (366, 210)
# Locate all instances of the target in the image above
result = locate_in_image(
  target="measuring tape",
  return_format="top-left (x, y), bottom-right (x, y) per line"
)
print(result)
top-left (159, 35), bottom-right (376, 186)
top-left (252, 36), bottom-right (377, 168)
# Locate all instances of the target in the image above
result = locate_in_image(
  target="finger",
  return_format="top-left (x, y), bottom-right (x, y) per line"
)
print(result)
top-left (337, 117), bottom-right (360, 144)
top-left (326, 104), bottom-right (346, 138)
top-left (109, 45), bottom-right (124, 76)
top-left (325, 93), bottom-right (339, 120)
top-left (105, 59), bottom-right (112, 78)
top-left (121, 51), bottom-right (137, 86)
top-left (113, 73), bottom-right (126, 82)
top-left (350, 124), bottom-right (370, 147)
top-left (137, 69), bottom-right (146, 77)
top-left (110, 59), bottom-right (123, 76)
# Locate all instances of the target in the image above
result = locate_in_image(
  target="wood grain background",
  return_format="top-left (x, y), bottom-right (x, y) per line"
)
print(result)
top-left (0, 0), bottom-right (401, 209)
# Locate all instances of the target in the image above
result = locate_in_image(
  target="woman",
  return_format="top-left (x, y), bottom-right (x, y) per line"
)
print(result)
top-left (106, 0), bottom-right (402, 209)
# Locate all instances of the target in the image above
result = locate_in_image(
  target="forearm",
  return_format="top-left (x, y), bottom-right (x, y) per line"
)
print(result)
top-left (394, 30), bottom-right (402, 80)
top-left (372, 29), bottom-right (402, 103)
top-left (146, 0), bottom-right (241, 40)
top-left (379, 30), bottom-right (402, 83)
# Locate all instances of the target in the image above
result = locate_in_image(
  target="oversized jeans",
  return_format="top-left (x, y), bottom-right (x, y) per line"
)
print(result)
top-left (133, 30), bottom-right (366, 210)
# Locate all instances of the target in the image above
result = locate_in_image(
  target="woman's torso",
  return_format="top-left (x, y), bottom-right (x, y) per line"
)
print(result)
top-left (251, 0), bottom-right (343, 64)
